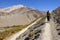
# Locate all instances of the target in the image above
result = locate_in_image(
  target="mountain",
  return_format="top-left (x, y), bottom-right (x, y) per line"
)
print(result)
top-left (0, 5), bottom-right (46, 27)
top-left (52, 7), bottom-right (60, 40)
top-left (52, 7), bottom-right (60, 24)
top-left (0, 5), bottom-right (25, 12)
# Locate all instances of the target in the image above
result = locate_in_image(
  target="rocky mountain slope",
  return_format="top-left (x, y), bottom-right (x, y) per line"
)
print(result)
top-left (0, 5), bottom-right (46, 27)
top-left (52, 7), bottom-right (60, 40)
top-left (52, 7), bottom-right (60, 25)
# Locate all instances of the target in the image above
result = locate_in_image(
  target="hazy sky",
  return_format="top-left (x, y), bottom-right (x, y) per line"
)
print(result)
top-left (0, 0), bottom-right (60, 11)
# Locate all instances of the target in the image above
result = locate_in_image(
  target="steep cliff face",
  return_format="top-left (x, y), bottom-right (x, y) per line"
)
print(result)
top-left (0, 5), bottom-right (46, 27)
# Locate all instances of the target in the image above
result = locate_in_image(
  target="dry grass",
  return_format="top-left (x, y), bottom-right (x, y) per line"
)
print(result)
top-left (0, 25), bottom-right (27, 40)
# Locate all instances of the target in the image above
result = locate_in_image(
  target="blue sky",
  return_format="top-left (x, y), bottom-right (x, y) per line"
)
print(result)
top-left (0, 0), bottom-right (60, 11)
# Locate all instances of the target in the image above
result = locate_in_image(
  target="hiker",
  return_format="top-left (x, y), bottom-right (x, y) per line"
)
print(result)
top-left (47, 11), bottom-right (51, 21)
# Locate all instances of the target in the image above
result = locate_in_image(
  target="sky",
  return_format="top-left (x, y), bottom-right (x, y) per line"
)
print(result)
top-left (0, 0), bottom-right (60, 11)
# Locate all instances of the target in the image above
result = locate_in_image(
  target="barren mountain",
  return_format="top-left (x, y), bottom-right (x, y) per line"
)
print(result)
top-left (52, 7), bottom-right (60, 40)
top-left (52, 7), bottom-right (60, 24)
top-left (0, 5), bottom-right (46, 27)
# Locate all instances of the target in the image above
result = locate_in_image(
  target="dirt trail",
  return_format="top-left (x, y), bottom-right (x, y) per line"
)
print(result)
top-left (41, 18), bottom-right (53, 40)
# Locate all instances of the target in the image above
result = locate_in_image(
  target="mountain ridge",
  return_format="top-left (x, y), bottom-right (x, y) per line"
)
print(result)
top-left (0, 5), bottom-right (46, 27)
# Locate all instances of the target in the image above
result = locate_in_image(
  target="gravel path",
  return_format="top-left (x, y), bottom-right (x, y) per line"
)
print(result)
top-left (41, 19), bottom-right (53, 40)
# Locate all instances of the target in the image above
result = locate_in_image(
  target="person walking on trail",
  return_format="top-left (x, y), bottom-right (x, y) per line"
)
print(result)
top-left (47, 11), bottom-right (51, 21)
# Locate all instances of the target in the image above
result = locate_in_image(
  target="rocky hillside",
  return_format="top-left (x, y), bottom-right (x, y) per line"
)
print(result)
top-left (0, 5), bottom-right (46, 27)
top-left (52, 7), bottom-right (60, 24)
top-left (52, 7), bottom-right (60, 40)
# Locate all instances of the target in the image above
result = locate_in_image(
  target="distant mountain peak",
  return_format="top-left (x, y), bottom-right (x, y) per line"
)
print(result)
top-left (0, 4), bottom-right (26, 12)
top-left (15, 4), bottom-right (25, 7)
top-left (8, 4), bottom-right (25, 9)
